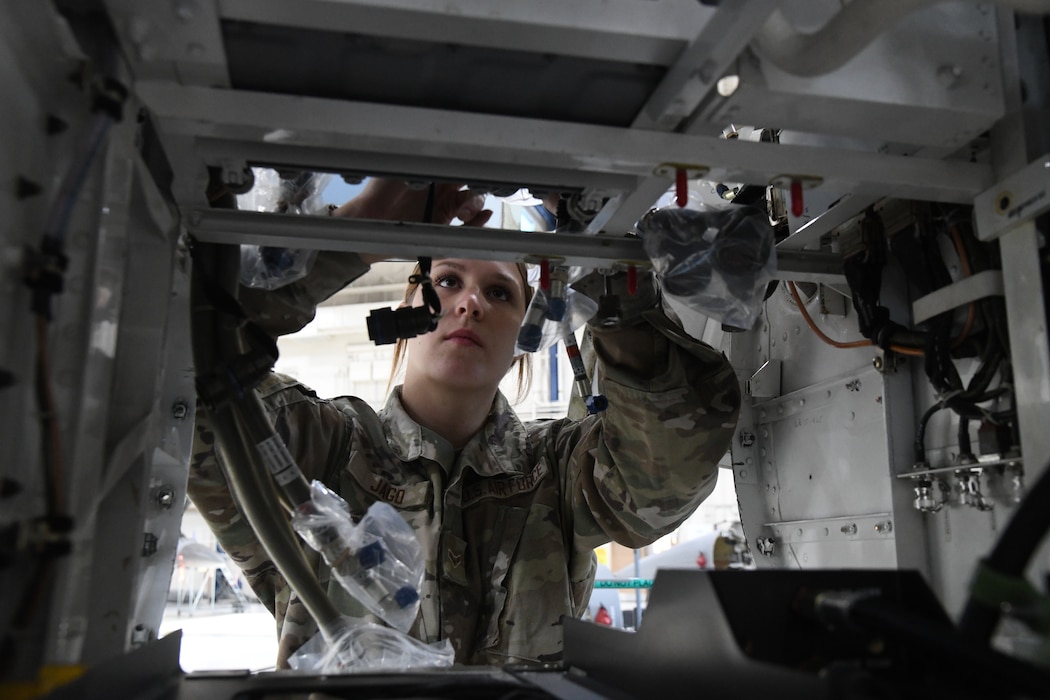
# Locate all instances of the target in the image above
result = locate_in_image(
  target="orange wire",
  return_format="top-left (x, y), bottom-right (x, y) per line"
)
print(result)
top-left (789, 223), bottom-right (977, 356)
top-left (788, 281), bottom-right (872, 349)
top-left (787, 281), bottom-right (924, 356)
top-left (890, 342), bottom-right (925, 357)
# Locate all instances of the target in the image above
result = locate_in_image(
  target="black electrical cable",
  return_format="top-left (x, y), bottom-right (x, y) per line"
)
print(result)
top-left (908, 205), bottom-right (1016, 467)
top-left (414, 256), bottom-right (440, 320)
top-left (957, 417), bottom-right (973, 460)
top-left (913, 387), bottom-right (1010, 463)
top-left (416, 184), bottom-right (440, 319)
top-left (365, 183), bottom-right (443, 345)
top-left (914, 403), bottom-right (945, 463)
top-left (959, 460), bottom-right (1050, 644)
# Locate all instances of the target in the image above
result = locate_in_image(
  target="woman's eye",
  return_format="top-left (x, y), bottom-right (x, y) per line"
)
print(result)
top-left (489, 286), bottom-right (513, 302)
top-left (435, 274), bottom-right (459, 289)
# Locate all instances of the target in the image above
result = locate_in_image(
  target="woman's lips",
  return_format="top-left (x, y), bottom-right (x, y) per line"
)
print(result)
top-left (446, 328), bottom-right (483, 347)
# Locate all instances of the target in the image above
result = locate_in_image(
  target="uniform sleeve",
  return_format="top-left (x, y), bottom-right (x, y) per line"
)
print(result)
top-left (558, 271), bottom-right (742, 550)
top-left (238, 251), bottom-right (371, 337)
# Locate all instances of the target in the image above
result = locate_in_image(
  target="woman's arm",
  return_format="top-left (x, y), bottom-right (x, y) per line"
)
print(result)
top-left (239, 179), bottom-right (491, 337)
top-left (559, 270), bottom-right (742, 549)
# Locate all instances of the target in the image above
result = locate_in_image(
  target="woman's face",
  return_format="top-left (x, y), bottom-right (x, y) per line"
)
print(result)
top-left (403, 259), bottom-right (528, 395)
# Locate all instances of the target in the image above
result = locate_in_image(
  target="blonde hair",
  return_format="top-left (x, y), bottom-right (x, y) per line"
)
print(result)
top-left (388, 261), bottom-right (534, 403)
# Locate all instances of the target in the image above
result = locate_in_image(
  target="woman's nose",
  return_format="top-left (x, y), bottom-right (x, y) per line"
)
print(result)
top-left (456, 289), bottom-right (484, 318)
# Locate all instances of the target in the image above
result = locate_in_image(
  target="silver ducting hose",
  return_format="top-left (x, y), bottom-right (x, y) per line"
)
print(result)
top-left (753, 0), bottom-right (1050, 77)
top-left (190, 240), bottom-right (345, 643)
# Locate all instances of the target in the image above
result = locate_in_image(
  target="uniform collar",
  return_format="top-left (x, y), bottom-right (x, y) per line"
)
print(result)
top-left (380, 386), bottom-right (529, 476)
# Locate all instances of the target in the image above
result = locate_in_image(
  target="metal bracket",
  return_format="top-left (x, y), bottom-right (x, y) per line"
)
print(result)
top-left (912, 269), bottom-right (1004, 324)
top-left (747, 360), bottom-right (782, 400)
top-left (974, 154), bottom-right (1050, 241)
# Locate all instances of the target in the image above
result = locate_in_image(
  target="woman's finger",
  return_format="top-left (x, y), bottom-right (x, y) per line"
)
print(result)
top-left (453, 192), bottom-right (487, 223)
top-left (461, 209), bottom-right (494, 228)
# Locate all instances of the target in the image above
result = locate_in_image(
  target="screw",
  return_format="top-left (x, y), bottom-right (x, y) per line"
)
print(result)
top-left (171, 399), bottom-right (189, 421)
top-left (840, 523), bottom-right (858, 535)
top-left (936, 64), bottom-right (963, 89)
top-left (873, 356), bottom-right (884, 371)
top-left (156, 485), bottom-right (176, 509)
top-left (874, 521), bottom-right (893, 534)
top-left (130, 624), bottom-right (151, 647)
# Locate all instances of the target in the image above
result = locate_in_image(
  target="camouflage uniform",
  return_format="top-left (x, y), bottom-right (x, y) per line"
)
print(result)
top-left (187, 253), bottom-right (740, 668)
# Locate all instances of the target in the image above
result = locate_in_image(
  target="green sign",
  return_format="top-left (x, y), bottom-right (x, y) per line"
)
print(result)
top-left (593, 578), bottom-right (653, 589)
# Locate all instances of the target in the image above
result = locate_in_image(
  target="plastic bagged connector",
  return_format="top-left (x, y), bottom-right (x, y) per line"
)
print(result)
top-left (237, 168), bottom-right (333, 290)
top-left (291, 481), bottom-right (423, 633)
top-left (515, 286), bottom-right (598, 354)
top-left (239, 245), bottom-right (319, 290)
top-left (637, 203), bottom-right (775, 330)
top-left (288, 620), bottom-right (454, 674)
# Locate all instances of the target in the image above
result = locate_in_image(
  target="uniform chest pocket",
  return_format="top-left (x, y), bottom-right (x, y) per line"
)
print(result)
top-left (473, 505), bottom-right (528, 650)
top-left (479, 503), bottom-right (571, 655)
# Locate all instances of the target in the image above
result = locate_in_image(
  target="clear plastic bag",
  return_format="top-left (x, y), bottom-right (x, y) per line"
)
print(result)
top-left (237, 168), bottom-right (332, 290)
top-left (637, 203), bottom-right (776, 330)
top-left (288, 620), bottom-right (454, 674)
top-left (291, 482), bottom-right (423, 633)
top-left (516, 265), bottom-right (598, 354)
top-left (515, 285), bottom-right (599, 354)
top-left (239, 245), bottom-right (318, 290)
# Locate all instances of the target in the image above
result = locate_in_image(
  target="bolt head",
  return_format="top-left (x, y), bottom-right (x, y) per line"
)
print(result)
top-left (156, 485), bottom-right (176, 508)
top-left (937, 64), bottom-right (963, 88)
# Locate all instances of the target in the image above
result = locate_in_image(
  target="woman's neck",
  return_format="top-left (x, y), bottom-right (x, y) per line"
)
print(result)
top-left (398, 381), bottom-right (496, 449)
